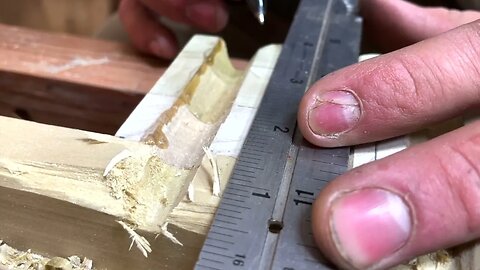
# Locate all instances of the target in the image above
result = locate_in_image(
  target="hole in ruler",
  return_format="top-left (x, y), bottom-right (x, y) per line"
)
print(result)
top-left (268, 219), bottom-right (283, 234)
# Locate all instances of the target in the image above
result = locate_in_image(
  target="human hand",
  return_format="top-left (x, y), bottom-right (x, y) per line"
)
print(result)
top-left (119, 0), bottom-right (229, 59)
top-left (297, 0), bottom-right (480, 269)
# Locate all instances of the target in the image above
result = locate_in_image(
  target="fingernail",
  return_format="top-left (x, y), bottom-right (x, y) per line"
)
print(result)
top-left (307, 90), bottom-right (360, 137)
top-left (330, 189), bottom-right (412, 268)
top-left (186, 2), bottom-right (228, 31)
top-left (149, 37), bottom-right (178, 59)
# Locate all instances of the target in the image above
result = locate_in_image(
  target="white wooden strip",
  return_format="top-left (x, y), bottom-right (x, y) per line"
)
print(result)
top-left (210, 45), bottom-right (282, 156)
top-left (116, 35), bottom-right (222, 140)
top-left (350, 143), bottom-right (376, 169)
top-left (375, 136), bottom-right (411, 160)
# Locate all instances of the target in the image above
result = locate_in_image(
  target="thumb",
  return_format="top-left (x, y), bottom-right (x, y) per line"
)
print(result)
top-left (312, 122), bottom-right (480, 269)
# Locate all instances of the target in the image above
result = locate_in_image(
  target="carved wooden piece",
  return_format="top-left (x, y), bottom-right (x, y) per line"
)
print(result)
top-left (0, 35), bottom-right (281, 269)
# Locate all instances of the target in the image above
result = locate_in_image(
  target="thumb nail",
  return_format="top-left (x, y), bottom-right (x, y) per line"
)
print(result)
top-left (307, 90), bottom-right (360, 137)
top-left (330, 189), bottom-right (412, 268)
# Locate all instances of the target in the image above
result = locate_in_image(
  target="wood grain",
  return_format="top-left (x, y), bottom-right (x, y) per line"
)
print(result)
top-left (0, 23), bottom-right (167, 134)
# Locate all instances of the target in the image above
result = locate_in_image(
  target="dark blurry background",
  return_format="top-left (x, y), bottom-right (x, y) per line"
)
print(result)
top-left (0, 0), bottom-right (469, 58)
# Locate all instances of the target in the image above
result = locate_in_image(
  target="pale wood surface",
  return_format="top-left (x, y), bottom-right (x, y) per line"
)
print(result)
top-left (0, 35), bottom-right (281, 269)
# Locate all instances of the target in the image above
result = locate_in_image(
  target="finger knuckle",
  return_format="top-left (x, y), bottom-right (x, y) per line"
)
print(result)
top-left (438, 130), bottom-right (480, 233)
top-left (457, 20), bottom-right (480, 97)
top-left (367, 55), bottom-right (441, 119)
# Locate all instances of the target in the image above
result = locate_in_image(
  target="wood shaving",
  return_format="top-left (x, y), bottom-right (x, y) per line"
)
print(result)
top-left (202, 147), bottom-right (221, 197)
top-left (187, 183), bottom-right (195, 202)
top-left (117, 221), bottom-right (152, 258)
top-left (103, 150), bottom-right (132, 177)
top-left (158, 222), bottom-right (183, 246)
top-left (0, 241), bottom-right (93, 270)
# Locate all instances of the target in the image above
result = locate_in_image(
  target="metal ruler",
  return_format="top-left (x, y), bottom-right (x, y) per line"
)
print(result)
top-left (195, 0), bottom-right (362, 269)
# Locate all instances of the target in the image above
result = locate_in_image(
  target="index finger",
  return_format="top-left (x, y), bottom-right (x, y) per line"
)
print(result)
top-left (297, 19), bottom-right (480, 148)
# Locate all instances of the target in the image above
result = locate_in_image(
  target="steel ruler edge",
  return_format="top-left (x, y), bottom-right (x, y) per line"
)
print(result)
top-left (195, 0), bottom-right (362, 269)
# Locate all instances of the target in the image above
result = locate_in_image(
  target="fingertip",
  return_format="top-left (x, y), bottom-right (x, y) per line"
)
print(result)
top-left (149, 37), bottom-right (179, 60)
top-left (311, 189), bottom-right (338, 266)
top-left (185, 0), bottom-right (229, 32)
top-left (119, 0), bottom-right (179, 59)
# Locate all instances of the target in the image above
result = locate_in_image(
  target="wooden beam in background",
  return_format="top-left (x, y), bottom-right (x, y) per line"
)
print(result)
top-left (0, 23), bottom-right (167, 134)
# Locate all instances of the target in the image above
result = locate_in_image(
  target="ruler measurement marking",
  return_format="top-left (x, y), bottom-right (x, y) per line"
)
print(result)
top-left (246, 129), bottom-right (270, 135)
top-left (237, 159), bottom-right (263, 166)
top-left (236, 164), bottom-right (264, 171)
top-left (244, 141), bottom-right (267, 148)
top-left (200, 257), bottom-right (225, 264)
top-left (315, 168), bottom-right (342, 175)
top-left (231, 172), bottom-right (254, 178)
top-left (215, 219), bottom-right (238, 226)
top-left (224, 186), bottom-right (249, 193)
top-left (230, 177), bottom-right (252, 184)
top-left (237, 155), bottom-right (263, 162)
top-left (313, 152), bottom-right (349, 159)
top-left (204, 243), bottom-right (229, 251)
top-left (216, 213), bottom-right (243, 220)
top-left (240, 151), bottom-right (264, 159)
top-left (211, 224), bottom-right (248, 234)
top-left (234, 167), bottom-right (257, 174)
top-left (222, 197), bottom-right (246, 203)
top-left (238, 156), bottom-right (261, 165)
top-left (253, 120), bottom-right (273, 125)
top-left (250, 123), bottom-right (269, 130)
top-left (312, 177), bottom-right (331, 183)
top-left (246, 134), bottom-right (270, 141)
top-left (230, 175), bottom-right (255, 184)
top-left (202, 250), bottom-right (235, 257)
top-left (240, 147), bottom-right (273, 154)
top-left (229, 182), bottom-right (269, 191)
top-left (223, 191), bottom-right (249, 199)
top-left (221, 201), bottom-right (251, 209)
top-left (312, 159), bottom-right (349, 167)
top-left (217, 207), bottom-right (242, 214)
top-left (209, 231), bottom-right (233, 238)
